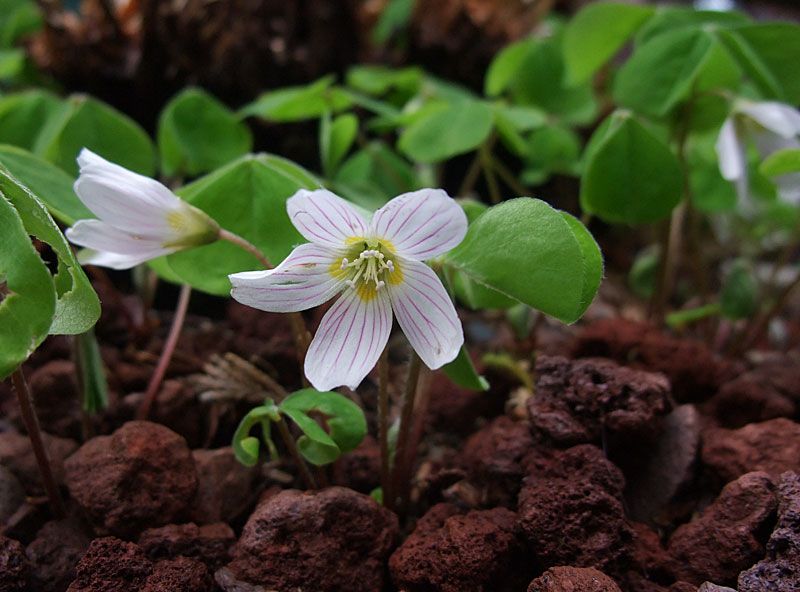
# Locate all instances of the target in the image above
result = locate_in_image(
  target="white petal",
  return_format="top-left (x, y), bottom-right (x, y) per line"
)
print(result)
top-left (304, 287), bottom-right (392, 391)
top-left (388, 258), bottom-right (463, 369)
top-left (716, 118), bottom-right (746, 181)
top-left (287, 189), bottom-right (369, 248)
top-left (229, 243), bottom-right (346, 313)
top-left (776, 172), bottom-right (800, 206)
top-left (77, 249), bottom-right (166, 270)
top-left (370, 189), bottom-right (467, 261)
top-left (74, 149), bottom-right (182, 235)
top-left (66, 219), bottom-right (169, 257)
top-left (739, 101), bottom-right (800, 138)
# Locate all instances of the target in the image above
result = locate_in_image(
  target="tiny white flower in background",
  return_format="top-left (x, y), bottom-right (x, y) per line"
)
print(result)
top-left (230, 188), bottom-right (468, 391)
top-left (65, 149), bottom-right (219, 269)
top-left (716, 99), bottom-right (800, 206)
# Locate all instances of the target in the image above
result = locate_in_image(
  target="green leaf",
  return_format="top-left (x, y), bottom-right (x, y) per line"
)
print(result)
top-left (581, 112), bottom-right (682, 224)
top-left (666, 303), bottom-right (721, 329)
top-left (719, 23), bottom-right (800, 103)
top-left (720, 259), bottom-right (758, 320)
top-left (442, 346), bottom-right (489, 391)
top-left (279, 389), bottom-right (368, 466)
top-left (0, 48), bottom-right (24, 80)
top-left (334, 141), bottom-right (419, 211)
top-left (239, 76), bottom-right (353, 123)
top-left (320, 112), bottom-right (358, 176)
top-left (523, 124), bottom-right (582, 184)
top-left (563, 2), bottom-right (654, 85)
top-left (398, 100), bottom-right (493, 163)
top-left (446, 197), bottom-right (603, 324)
top-left (628, 246), bottom-right (659, 299)
top-left (372, 0), bottom-right (415, 44)
top-left (0, 164), bottom-right (100, 335)
top-left (687, 132), bottom-right (737, 213)
top-left (232, 402), bottom-right (281, 467)
top-left (0, 90), bottom-right (62, 151)
top-left (0, 192), bottom-right (55, 379)
top-left (0, 0), bottom-right (41, 48)
top-left (346, 65), bottom-right (422, 98)
top-left (614, 28), bottom-right (716, 117)
top-left (0, 144), bottom-right (91, 224)
top-left (74, 327), bottom-right (109, 413)
top-left (164, 154), bottom-right (318, 295)
top-left (158, 87), bottom-right (252, 178)
top-left (34, 95), bottom-right (156, 177)
top-left (760, 148), bottom-right (800, 178)
top-left (485, 39), bottom-right (535, 97)
top-left (635, 7), bottom-right (748, 46)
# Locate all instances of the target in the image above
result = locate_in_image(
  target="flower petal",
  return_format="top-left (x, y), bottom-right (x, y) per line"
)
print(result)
top-left (388, 258), bottom-right (463, 369)
top-left (739, 101), bottom-right (800, 138)
top-left (229, 243), bottom-right (345, 313)
top-left (77, 249), bottom-right (167, 270)
top-left (74, 149), bottom-right (182, 234)
top-left (304, 287), bottom-right (392, 391)
top-left (716, 117), bottom-right (746, 182)
top-left (66, 219), bottom-right (170, 260)
top-left (287, 189), bottom-right (369, 248)
top-left (370, 189), bottom-right (467, 261)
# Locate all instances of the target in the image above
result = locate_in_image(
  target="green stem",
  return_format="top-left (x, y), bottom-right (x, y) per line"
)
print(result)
top-left (480, 143), bottom-right (502, 204)
top-left (276, 416), bottom-right (317, 490)
top-left (11, 368), bottom-right (66, 518)
top-left (490, 156), bottom-right (529, 198)
top-left (137, 283), bottom-right (192, 420)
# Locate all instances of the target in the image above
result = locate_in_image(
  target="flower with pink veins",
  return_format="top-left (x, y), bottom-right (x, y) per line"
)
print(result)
top-left (65, 149), bottom-right (219, 269)
top-left (230, 188), bottom-right (467, 391)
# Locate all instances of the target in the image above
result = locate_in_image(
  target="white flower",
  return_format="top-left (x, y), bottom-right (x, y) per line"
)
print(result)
top-left (716, 100), bottom-right (800, 206)
top-left (65, 149), bottom-right (219, 269)
top-left (230, 188), bottom-right (468, 391)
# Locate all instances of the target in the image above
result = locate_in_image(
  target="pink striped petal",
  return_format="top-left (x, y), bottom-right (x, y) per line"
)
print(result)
top-left (370, 189), bottom-right (467, 261)
top-left (388, 258), bottom-right (463, 369)
top-left (304, 287), bottom-right (392, 391)
top-left (66, 219), bottom-right (171, 258)
top-left (287, 189), bottom-right (369, 248)
top-left (229, 243), bottom-right (345, 313)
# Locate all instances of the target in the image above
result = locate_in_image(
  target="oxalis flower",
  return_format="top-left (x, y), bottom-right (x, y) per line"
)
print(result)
top-left (230, 188), bottom-right (468, 391)
top-left (716, 100), bottom-right (800, 206)
top-left (65, 149), bottom-right (219, 269)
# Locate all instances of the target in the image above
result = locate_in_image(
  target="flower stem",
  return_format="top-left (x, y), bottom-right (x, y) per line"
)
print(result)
top-left (275, 415), bottom-right (317, 490)
top-left (649, 203), bottom-right (685, 325)
top-left (218, 228), bottom-right (311, 373)
top-left (480, 143), bottom-right (502, 204)
top-left (738, 270), bottom-right (800, 354)
top-left (490, 156), bottom-right (530, 199)
top-left (391, 352), bottom-right (422, 512)
top-left (11, 368), bottom-right (66, 518)
top-left (137, 283), bottom-right (192, 420)
top-left (377, 348), bottom-right (393, 509)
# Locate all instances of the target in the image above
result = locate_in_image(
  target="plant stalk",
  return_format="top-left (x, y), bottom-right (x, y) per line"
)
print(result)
top-left (649, 203), bottom-right (685, 324)
top-left (218, 228), bottom-right (311, 368)
top-left (738, 270), bottom-right (800, 353)
top-left (137, 284), bottom-right (192, 420)
top-left (480, 143), bottom-right (502, 204)
top-left (390, 352), bottom-right (422, 511)
top-left (11, 368), bottom-right (66, 518)
top-left (377, 348), bottom-right (392, 509)
top-left (275, 416), bottom-right (317, 490)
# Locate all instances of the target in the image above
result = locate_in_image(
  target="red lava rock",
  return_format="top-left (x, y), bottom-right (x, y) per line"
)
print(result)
top-left (707, 373), bottom-right (795, 428)
top-left (701, 418), bottom-right (800, 483)
top-left (0, 430), bottom-right (78, 496)
top-left (668, 471), bottom-right (777, 586)
top-left (574, 319), bottom-right (732, 402)
top-left (64, 421), bottom-right (198, 538)
top-left (66, 537), bottom-right (152, 592)
top-left (697, 584), bottom-right (735, 591)
top-left (146, 380), bottom-right (206, 449)
top-left (460, 415), bottom-right (535, 505)
top-left (527, 566), bottom-right (621, 592)
top-left (628, 521), bottom-right (676, 585)
top-left (390, 503), bottom-right (530, 592)
top-left (738, 471), bottom-right (800, 592)
top-left (141, 557), bottom-right (213, 592)
top-left (189, 447), bottom-right (260, 524)
top-left (332, 435), bottom-right (381, 494)
top-left (529, 356), bottom-right (672, 446)
top-left (138, 522), bottom-right (235, 570)
top-left (625, 405), bottom-right (701, 524)
top-left (226, 487), bottom-right (398, 592)
top-left (518, 445), bottom-right (633, 576)
top-left (26, 518), bottom-right (90, 592)
top-left (0, 534), bottom-right (31, 592)
top-left (426, 370), bottom-right (505, 435)
top-left (27, 360), bottom-right (83, 440)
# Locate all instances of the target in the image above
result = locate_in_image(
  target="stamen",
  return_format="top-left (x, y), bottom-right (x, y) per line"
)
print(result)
top-left (341, 242), bottom-right (398, 295)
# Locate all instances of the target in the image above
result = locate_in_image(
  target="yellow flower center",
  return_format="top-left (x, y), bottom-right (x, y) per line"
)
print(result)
top-left (332, 238), bottom-right (403, 301)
